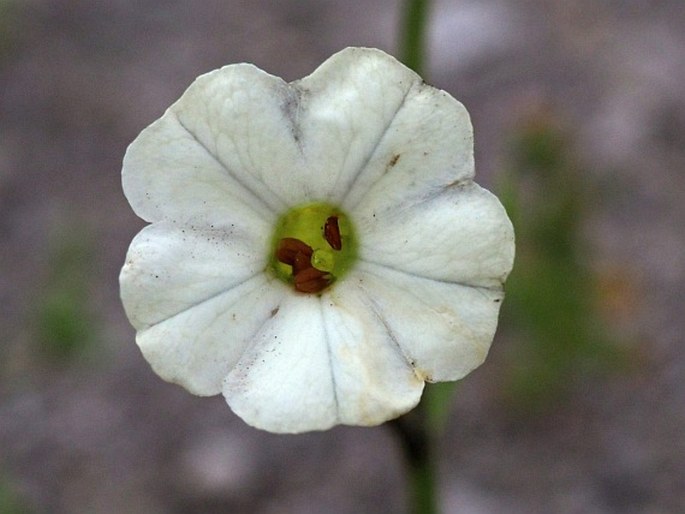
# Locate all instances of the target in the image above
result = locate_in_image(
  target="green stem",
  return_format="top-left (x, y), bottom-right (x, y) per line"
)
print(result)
top-left (390, 402), bottom-right (438, 514)
top-left (396, 2), bottom-right (438, 512)
top-left (399, 0), bottom-right (431, 75)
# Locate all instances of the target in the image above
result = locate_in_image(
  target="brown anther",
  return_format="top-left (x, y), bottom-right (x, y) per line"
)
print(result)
top-left (292, 251), bottom-right (312, 275)
top-left (276, 237), bottom-right (313, 265)
top-left (294, 266), bottom-right (332, 293)
top-left (323, 215), bottom-right (342, 250)
top-left (276, 236), bottom-right (334, 293)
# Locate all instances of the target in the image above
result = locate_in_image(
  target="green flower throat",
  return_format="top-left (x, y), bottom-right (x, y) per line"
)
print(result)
top-left (269, 202), bottom-right (358, 293)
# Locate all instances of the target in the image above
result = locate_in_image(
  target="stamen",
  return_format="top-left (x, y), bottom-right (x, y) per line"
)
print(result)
top-left (276, 238), bottom-right (313, 265)
top-left (292, 250), bottom-right (312, 275)
top-left (269, 203), bottom-right (356, 294)
top-left (294, 267), bottom-right (332, 293)
top-left (324, 216), bottom-right (342, 250)
top-left (276, 237), bottom-right (332, 293)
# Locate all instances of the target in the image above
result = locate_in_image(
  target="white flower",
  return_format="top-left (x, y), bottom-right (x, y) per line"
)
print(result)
top-left (120, 47), bottom-right (514, 434)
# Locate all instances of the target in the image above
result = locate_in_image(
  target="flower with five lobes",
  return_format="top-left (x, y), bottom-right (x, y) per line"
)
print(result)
top-left (120, 47), bottom-right (515, 433)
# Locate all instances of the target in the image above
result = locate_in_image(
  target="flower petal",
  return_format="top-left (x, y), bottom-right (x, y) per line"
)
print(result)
top-left (125, 48), bottom-right (473, 213)
top-left (167, 63), bottom-right (311, 212)
top-left (356, 182), bottom-right (515, 287)
top-left (290, 47), bottom-right (424, 203)
top-left (135, 274), bottom-right (287, 396)
top-left (120, 220), bottom-right (270, 330)
top-left (340, 69), bottom-right (474, 211)
top-left (222, 286), bottom-right (424, 433)
top-left (123, 109), bottom-right (276, 226)
top-left (223, 295), bottom-right (338, 433)
top-left (322, 278), bottom-right (424, 425)
top-left (355, 261), bottom-right (505, 382)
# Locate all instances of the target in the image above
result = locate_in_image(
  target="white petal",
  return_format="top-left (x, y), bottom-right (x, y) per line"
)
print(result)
top-left (322, 278), bottom-right (424, 425)
top-left (356, 182), bottom-right (515, 287)
top-left (170, 63), bottom-right (309, 212)
top-left (125, 48), bottom-right (473, 213)
top-left (356, 262), bottom-right (505, 382)
top-left (223, 295), bottom-right (338, 433)
top-left (123, 110), bottom-right (276, 226)
top-left (120, 221), bottom-right (270, 330)
top-left (341, 70), bottom-right (474, 211)
top-left (223, 286), bottom-right (424, 433)
top-left (290, 47), bottom-right (423, 203)
top-left (136, 274), bottom-right (287, 396)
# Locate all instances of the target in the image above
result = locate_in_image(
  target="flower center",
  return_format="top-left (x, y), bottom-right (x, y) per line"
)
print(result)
top-left (269, 202), bottom-right (357, 294)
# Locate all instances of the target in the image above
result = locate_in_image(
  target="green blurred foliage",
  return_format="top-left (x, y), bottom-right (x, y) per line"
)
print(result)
top-left (0, 0), bottom-right (20, 63)
top-left (0, 478), bottom-right (31, 514)
top-left (33, 224), bottom-right (98, 362)
top-left (498, 110), bottom-right (628, 413)
top-left (424, 381), bottom-right (458, 434)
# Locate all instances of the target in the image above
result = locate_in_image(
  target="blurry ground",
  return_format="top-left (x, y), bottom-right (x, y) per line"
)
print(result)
top-left (1, 0), bottom-right (684, 513)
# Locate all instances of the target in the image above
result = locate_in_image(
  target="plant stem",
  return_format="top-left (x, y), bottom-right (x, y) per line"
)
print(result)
top-left (390, 402), bottom-right (438, 514)
top-left (399, 0), bottom-right (431, 75)
top-left (396, 2), bottom-right (438, 512)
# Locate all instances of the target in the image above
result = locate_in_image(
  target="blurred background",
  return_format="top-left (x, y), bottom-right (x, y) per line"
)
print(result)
top-left (1, 0), bottom-right (684, 513)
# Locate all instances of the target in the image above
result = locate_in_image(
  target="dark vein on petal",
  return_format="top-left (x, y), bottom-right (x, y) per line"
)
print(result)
top-left (320, 299), bottom-right (340, 422)
top-left (354, 284), bottom-right (419, 377)
top-left (339, 81), bottom-right (418, 205)
top-left (170, 111), bottom-right (279, 215)
top-left (227, 291), bottom-right (288, 379)
top-left (358, 259), bottom-right (505, 292)
top-left (355, 266), bottom-right (499, 381)
top-left (141, 272), bottom-right (267, 331)
top-left (361, 263), bottom-right (501, 318)
top-left (284, 85), bottom-right (305, 155)
top-left (358, 180), bottom-right (472, 224)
